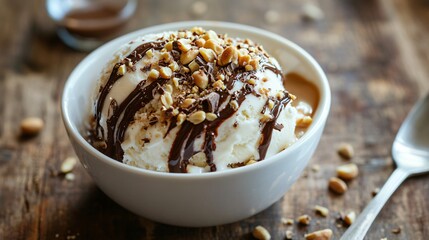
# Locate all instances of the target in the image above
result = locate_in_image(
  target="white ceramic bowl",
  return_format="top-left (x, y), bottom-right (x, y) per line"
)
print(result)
top-left (61, 21), bottom-right (330, 227)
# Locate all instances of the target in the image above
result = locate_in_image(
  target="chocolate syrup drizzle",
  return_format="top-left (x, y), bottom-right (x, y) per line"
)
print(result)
top-left (258, 96), bottom-right (291, 159)
top-left (93, 41), bottom-right (165, 158)
top-left (90, 40), bottom-right (292, 173)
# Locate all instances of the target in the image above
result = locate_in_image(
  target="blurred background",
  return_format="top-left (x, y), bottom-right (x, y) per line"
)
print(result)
top-left (6, 0), bottom-right (429, 96)
top-left (1, 0), bottom-right (428, 239)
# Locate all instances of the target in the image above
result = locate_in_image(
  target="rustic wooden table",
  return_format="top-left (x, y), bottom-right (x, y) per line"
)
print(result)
top-left (1, 0), bottom-right (428, 239)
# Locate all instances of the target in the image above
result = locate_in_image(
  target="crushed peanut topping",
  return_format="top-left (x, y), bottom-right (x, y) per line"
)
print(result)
top-left (160, 92), bottom-right (173, 108)
top-left (148, 69), bottom-right (159, 79)
top-left (114, 27), bottom-right (301, 131)
top-left (176, 113), bottom-right (186, 125)
top-left (181, 98), bottom-right (196, 108)
top-left (229, 100), bottom-right (239, 111)
top-left (296, 116), bottom-right (313, 128)
top-left (117, 64), bottom-right (127, 75)
top-left (188, 111), bottom-right (206, 124)
top-left (206, 113), bottom-right (218, 121)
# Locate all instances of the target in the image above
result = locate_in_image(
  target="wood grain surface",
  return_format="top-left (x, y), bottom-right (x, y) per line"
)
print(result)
top-left (1, 0), bottom-right (428, 239)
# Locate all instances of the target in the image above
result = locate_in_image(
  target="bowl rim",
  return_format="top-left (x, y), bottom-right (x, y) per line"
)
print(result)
top-left (61, 20), bottom-right (331, 180)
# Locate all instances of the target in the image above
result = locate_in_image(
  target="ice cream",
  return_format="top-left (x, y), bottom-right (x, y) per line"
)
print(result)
top-left (87, 27), bottom-right (313, 173)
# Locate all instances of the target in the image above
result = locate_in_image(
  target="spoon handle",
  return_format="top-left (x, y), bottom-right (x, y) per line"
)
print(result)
top-left (340, 168), bottom-right (409, 240)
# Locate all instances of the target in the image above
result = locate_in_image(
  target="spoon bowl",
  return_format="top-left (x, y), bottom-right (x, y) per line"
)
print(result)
top-left (392, 94), bottom-right (429, 174)
top-left (341, 94), bottom-right (429, 240)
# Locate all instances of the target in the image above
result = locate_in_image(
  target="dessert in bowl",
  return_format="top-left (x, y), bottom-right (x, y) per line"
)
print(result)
top-left (61, 21), bottom-right (330, 227)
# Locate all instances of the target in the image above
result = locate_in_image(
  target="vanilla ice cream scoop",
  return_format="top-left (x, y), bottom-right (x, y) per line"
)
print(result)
top-left (88, 27), bottom-right (308, 173)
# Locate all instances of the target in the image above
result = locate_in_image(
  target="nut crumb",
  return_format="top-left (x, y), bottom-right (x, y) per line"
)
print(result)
top-left (328, 177), bottom-right (348, 194)
top-left (20, 117), bottom-right (44, 136)
top-left (337, 143), bottom-right (354, 159)
top-left (311, 164), bottom-right (320, 172)
top-left (177, 113), bottom-right (186, 125)
top-left (281, 217), bottom-right (294, 225)
top-left (146, 49), bottom-right (153, 58)
top-left (301, 3), bottom-right (324, 21)
top-left (372, 187), bottom-right (380, 197)
top-left (164, 84), bottom-right (173, 93)
top-left (259, 87), bottom-right (269, 95)
top-left (159, 67), bottom-right (173, 79)
top-left (296, 116), bottom-right (313, 127)
top-left (203, 30), bottom-right (220, 42)
top-left (297, 214), bottom-right (311, 225)
top-left (204, 39), bottom-right (223, 55)
top-left (65, 173), bottom-right (75, 181)
top-left (177, 38), bottom-right (192, 52)
top-left (249, 59), bottom-right (260, 70)
top-left (246, 159), bottom-right (257, 165)
top-left (199, 48), bottom-right (216, 62)
top-left (314, 205), bottom-right (329, 217)
top-left (252, 225), bottom-right (271, 240)
top-left (188, 111), bottom-right (206, 125)
top-left (180, 49), bottom-right (199, 65)
top-left (181, 98), bottom-right (196, 109)
top-left (192, 70), bottom-right (209, 89)
top-left (219, 46), bottom-right (238, 66)
top-left (164, 41), bottom-right (173, 51)
top-left (117, 64), bottom-right (126, 75)
top-left (245, 64), bottom-right (254, 71)
top-left (248, 78), bottom-right (256, 85)
top-left (148, 69), bottom-right (159, 79)
top-left (285, 230), bottom-right (293, 240)
top-left (191, 1), bottom-right (208, 16)
top-left (391, 227), bottom-right (401, 234)
top-left (239, 54), bottom-right (251, 67)
top-left (229, 100), bottom-right (239, 111)
top-left (265, 10), bottom-right (280, 24)
top-left (61, 157), bottom-right (77, 174)
top-left (212, 80), bottom-right (225, 89)
top-left (160, 92), bottom-right (173, 108)
top-left (169, 61), bottom-right (179, 72)
top-left (336, 163), bottom-right (359, 180)
top-left (261, 113), bottom-right (273, 123)
top-left (344, 211), bottom-right (356, 226)
top-left (172, 77), bottom-right (180, 88)
top-left (305, 229), bottom-right (333, 240)
top-left (206, 112), bottom-right (218, 121)
top-left (195, 38), bottom-right (206, 48)
top-left (267, 100), bottom-right (274, 110)
top-left (188, 60), bottom-right (200, 73)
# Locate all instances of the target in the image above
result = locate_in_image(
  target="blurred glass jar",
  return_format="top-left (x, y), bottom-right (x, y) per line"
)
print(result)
top-left (46, 0), bottom-right (137, 51)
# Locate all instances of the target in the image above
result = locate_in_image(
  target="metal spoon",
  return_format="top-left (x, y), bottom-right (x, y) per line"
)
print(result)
top-left (341, 94), bottom-right (429, 240)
